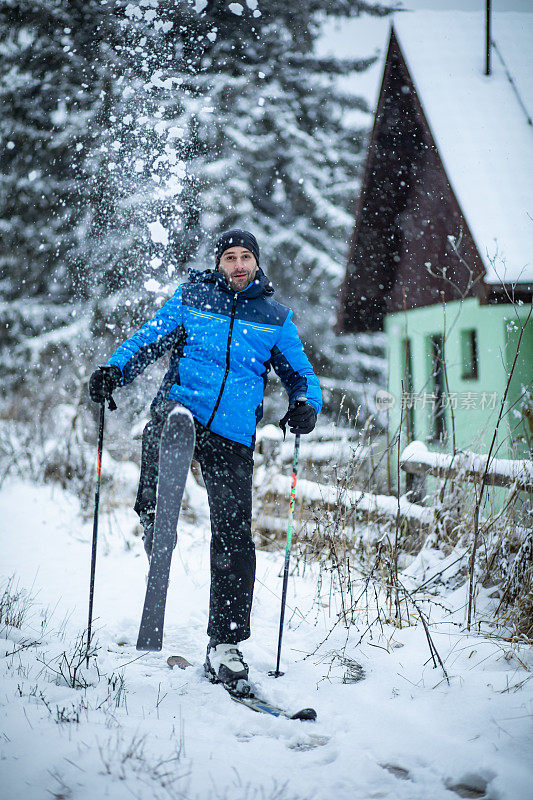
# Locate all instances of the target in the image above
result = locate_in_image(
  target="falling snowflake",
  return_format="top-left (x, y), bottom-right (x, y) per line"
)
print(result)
top-left (148, 220), bottom-right (169, 246)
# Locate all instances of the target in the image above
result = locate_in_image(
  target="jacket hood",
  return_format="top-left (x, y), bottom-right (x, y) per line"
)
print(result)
top-left (188, 266), bottom-right (274, 298)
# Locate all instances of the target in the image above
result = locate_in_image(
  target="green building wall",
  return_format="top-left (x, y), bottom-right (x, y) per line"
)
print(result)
top-left (384, 298), bottom-right (532, 458)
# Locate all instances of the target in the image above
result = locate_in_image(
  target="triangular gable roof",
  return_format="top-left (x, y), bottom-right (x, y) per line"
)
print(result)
top-left (393, 10), bottom-right (533, 285)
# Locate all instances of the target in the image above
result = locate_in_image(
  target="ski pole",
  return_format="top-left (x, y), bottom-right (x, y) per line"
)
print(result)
top-left (87, 370), bottom-right (117, 662)
top-left (269, 432), bottom-right (300, 678)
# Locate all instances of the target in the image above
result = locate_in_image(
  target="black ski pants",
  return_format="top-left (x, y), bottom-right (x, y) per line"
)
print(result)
top-left (134, 400), bottom-right (255, 644)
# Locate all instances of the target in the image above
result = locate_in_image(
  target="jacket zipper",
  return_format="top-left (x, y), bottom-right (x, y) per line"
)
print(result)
top-left (206, 292), bottom-right (238, 429)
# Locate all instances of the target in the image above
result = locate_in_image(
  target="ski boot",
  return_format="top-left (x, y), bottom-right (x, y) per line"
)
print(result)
top-left (204, 641), bottom-right (250, 695)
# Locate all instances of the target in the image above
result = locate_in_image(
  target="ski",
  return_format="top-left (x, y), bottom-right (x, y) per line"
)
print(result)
top-left (136, 406), bottom-right (195, 651)
top-left (167, 655), bottom-right (317, 721)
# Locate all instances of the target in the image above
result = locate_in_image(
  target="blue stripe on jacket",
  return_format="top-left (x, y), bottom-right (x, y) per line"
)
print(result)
top-left (107, 268), bottom-right (322, 446)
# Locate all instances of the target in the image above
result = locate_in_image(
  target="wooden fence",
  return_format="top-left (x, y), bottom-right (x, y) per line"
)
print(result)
top-left (252, 434), bottom-right (532, 540)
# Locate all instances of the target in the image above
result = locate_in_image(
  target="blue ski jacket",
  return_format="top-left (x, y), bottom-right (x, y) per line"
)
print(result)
top-left (107, 267), bottom-right (322, 447)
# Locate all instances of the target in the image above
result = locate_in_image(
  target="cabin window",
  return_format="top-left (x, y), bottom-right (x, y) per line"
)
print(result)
top-left (428, 333), bottom-right (446, 442)
top-left (460, 329), bottom-right (479, 380)
top-left (402, 337), bottom-right (415, 441)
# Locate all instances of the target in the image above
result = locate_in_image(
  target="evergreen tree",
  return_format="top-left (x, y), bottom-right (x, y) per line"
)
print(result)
top-left (0, 0), bottom-right (190, 392)
top-left (0, 0), bottom-right (121, 300)
top-left (1, 0), bottom-right (388, 419)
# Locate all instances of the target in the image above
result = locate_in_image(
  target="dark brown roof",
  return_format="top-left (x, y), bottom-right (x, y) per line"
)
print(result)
top-left (338, 29), bottom-right (490, 334)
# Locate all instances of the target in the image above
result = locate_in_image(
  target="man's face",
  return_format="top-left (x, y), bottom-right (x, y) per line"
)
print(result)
top-left (218, 247), bottom-right (258, 292)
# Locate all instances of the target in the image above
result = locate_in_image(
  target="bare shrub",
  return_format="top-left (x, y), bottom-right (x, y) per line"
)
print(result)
top-left (0, 391), bottom-right (95, 511)
top-left (312, 458), bottom-right (532, 661)
top-left (492, 525), bottom-right (533, 640)
top-left (97, 731), bottom-right (188, 799)
top-left (38, 630), bottom-right (100, 689)
top-left (97, 671), bottom-right (128, 711)
top-left (0, 575), bottom-right (32, 632)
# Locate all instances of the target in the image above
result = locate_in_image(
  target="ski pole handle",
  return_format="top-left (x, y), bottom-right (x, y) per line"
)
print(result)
top-left (99, 365), bottom-right (118, 411)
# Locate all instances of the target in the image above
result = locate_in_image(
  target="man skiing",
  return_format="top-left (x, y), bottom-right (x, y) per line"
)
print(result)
top-left (89, 229), bottom-right (322, 689)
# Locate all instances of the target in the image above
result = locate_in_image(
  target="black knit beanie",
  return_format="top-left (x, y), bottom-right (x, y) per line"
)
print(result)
top-left (215, 229), bottom-right (260, 266)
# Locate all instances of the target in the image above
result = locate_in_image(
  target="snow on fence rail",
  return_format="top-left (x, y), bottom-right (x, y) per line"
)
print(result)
top-left (253, 466), bottom-right (434, 538)
top-left (400, 441), bottom-right (533, 493)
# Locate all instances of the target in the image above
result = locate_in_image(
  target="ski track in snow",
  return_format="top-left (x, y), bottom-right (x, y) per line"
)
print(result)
top-left (1, 479), bottom-right (532, 800)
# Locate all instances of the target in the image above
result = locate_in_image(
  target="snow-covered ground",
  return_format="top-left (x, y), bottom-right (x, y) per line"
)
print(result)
top-left (1, 477), bottom-right (532, 800)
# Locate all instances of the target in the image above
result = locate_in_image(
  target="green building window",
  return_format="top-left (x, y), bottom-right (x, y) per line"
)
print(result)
top-left (402, 337), bottom-right (415, 441)
top-left (461, 329), bottom-right (479, 380)
top-left (429, 333), bottom-right (446, 442)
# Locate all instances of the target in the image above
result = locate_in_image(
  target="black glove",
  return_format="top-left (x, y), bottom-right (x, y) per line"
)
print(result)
top-left (281, 400), bottom-right (317, 435)
top-left (89, 365), bottom-right (121, 405)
